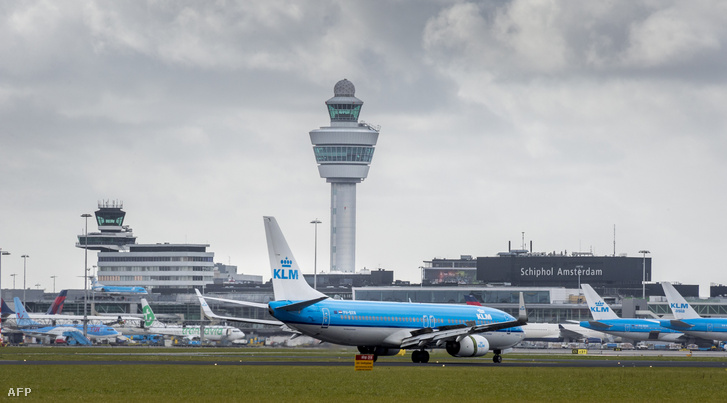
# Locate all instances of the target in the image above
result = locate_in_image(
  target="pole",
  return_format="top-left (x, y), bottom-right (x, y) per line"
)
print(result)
top-left (51, 276), bottom-right (57, 294)
top-left (10, 274), bottom-right (17, 289)
top-left (21, 255), bottom-right (29, 306)
top-left (310, 219), bottom-right (321, 290)
top-left (82, 213), bottom-right (92, 338)
top-left (0, 249), bottom-right (9, 341)
top-left (639, 250), bottom-right (650, 299)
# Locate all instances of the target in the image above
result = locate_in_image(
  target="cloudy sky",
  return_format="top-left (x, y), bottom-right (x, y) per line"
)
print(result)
top-left (1, 1), bottom-right (726, 296)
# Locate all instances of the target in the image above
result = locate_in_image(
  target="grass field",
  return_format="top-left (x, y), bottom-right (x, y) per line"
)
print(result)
top-left (1, 347), bottom-right (726, 402)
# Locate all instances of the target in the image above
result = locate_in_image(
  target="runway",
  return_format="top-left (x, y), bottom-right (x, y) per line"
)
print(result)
top-left (2, 357), bottom-right (726, 368)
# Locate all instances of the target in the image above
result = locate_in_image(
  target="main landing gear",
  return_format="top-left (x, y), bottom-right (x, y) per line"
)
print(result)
top-left (492, 349), bottom-right (502, 363)
top-left (411, 350), bottom-right (430, 363)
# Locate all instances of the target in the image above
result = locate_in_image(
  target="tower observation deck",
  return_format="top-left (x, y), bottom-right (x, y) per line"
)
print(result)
top-left (76, 200), bottom-right (136, 252)
top-left (309, 79), bottom-right (380, 273)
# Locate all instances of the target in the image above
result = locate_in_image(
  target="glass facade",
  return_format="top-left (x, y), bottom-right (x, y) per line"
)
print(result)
top-left (328, 103), bottom-right (361, 121)
top-left (314, 146), bottom-right (374, 162)
top-left (96, 211), bottom-right (125, 226)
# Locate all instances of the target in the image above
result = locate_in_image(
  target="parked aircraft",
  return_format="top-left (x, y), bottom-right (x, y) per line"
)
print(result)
top-left (91, 277), bottom-right (147, 295)
top-left (579, 284), bottom-right (684, 342)
top-left (13, 297), bottom-right (120, 344)
top-left (660, 282), bottom-right (727, 342)
top-left (125, 298), bottom-right (245, 344)
top-left (464, 295), bottom-right (610, 342)
top-left (200, 216), bottom-right (527, 363)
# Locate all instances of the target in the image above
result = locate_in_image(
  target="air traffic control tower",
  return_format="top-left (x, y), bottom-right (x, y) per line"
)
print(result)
top-left (309, 79), bottom-right (380, 273)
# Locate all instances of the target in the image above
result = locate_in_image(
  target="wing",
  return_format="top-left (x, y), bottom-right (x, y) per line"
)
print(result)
top-left (400, 318), bottom-right (526, 349)
top-left (194, 289), bottom-right (269, 309)
top-left (400, 292), bottom-right (528, 349)
top-left (195, 289), bottom-right (282, 326)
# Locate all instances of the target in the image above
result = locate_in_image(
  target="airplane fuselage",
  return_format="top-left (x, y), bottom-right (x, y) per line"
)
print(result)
top-left (139, 325), bottom-right (245, 342)
top-left (268, 299), bottom-right (524, 350)
top-left (660, 319), bottom-right (727, 341)
top-left (580, 319), bottom-right (684, 342)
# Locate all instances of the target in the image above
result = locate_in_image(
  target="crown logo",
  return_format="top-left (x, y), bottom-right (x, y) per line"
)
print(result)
top-left (281, 257), bottom-right (292, 268)
top-left (595, 301), bottom-right (604, 306)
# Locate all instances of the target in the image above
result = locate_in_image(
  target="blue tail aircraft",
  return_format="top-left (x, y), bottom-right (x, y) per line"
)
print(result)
top-left (660, 282), bottom-right (727, 342)
top-left (198, 216), bottom-right (527, 363)
top-left (579, 284), bottom-right (684, 342)
top-left (91, 277), bottom-right (147, 295)
top-left (13, 297), bottom-right (120, 344)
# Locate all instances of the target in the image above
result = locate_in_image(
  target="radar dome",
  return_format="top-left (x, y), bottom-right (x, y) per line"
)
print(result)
top-left (334, 79), bottom-right (355, 97)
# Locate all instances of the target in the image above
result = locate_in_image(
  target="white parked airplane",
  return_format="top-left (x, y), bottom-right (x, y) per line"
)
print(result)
top-left (119, 299), bottom-right (245, 344)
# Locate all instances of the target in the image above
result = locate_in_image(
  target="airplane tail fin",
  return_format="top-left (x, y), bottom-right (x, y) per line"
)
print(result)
top-left (662, 282), bottom-right (701, 319)
top-left (1, 298), bottom-right (14, 316)
top-left (581, 284), bottom-right (619, 320)
top-left (46, 290), bottom-right (68, 315)
top-left (140, 298), bottom-right (161, 328)
top-left (13, 297), bottom-right (39, 327)
top-left (264, 216), bottom-right (327, 301)
top-left (464, 295), bottom-right (482, 306)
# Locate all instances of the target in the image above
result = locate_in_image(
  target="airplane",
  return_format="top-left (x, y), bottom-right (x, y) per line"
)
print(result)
top-left (13, 297), bottom-right (121, 344)
top-left (579, 284), bottom-right (684, 342)
top-left (199, 216), bottom-right (527, 364)
top-left (659, 282), bottom-right (727, 342)
top-left (121, 298), bottom-right (245, 344)
top-left (4, 290), bottom-right (130, 327)
top-left (91, 277), bottom-right (148, 295)
top-left (464, 295), bottom-right (610, 343)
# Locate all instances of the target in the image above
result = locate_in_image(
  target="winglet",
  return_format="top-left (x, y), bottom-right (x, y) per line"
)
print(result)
top-left (662, 282), bottom-right (701, 320)
top-left (517, 292), bottom-right (528, 323)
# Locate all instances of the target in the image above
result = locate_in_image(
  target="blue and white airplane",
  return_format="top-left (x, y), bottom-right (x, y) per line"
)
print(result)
top-left (579, 284), bottom-right (684, 342)
top-left (199, 216), bottom-right (527, 363)
top-left (91, 277), bottom-right (147, 295)
top-left (660, 282), bottom-right (727, 342)
top-left (13, 297), bottom-right (121, 344)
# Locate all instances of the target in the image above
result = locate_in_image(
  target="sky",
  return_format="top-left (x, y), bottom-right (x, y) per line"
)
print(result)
top-left (1, 1), bottom-right (726, 296)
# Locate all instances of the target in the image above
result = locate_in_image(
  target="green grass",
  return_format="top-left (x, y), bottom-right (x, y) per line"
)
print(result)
top-left (1, 347), bottom-right (726, 402)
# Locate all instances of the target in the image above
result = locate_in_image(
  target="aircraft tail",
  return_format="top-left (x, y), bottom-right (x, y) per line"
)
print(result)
top-left (464, 295), bottom-right (482, 306)
top-left (46, 290), bottom-right (68, 315)
top-left (1, 298), bottom-right (14, 316)
top-left (662, 282), bottom-right (701, 320)
top-left (264, 216), bottom-right (327, 301)
top-left (13, 297), bottom-right (40, 327)
top-left (140, 298), bottom-right (162, 328)
top-left (581, 284), bottom-right (620, 320)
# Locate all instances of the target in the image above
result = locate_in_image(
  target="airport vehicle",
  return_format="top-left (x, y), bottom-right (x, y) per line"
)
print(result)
top-left (579, 284), bottom-right (684, 342)
top-left (200, 216), bottom-right (527, 363)
top-left (126, 298), bottom-right (246, 344)
top-left (91, 277), bottom-right (148, 295)
top-left (659, 282), bottom-right (727, 341)
top-left (13, 297), bottom-right (120, 344)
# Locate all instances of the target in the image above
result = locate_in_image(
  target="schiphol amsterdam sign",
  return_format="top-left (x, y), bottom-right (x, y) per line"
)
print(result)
top-left (520, 266), bottom-right (603, 278)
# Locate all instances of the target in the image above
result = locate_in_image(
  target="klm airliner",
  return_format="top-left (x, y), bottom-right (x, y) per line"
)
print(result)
top-left (660, 282), bottom-right (727, 342)
top-left (199, 216), bottom-right (527, 363)
top-left (91, 277), bottom-right (147, 295)
top-left (579, 284), bottom-right (684, 342)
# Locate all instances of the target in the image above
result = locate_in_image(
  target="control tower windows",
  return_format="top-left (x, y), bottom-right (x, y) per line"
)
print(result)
top-left (314, 146), bottom-right (374, 162)
top-left (328, 103), bottom-right (361, 121)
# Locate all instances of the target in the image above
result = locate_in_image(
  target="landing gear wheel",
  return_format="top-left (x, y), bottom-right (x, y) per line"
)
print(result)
top-left (492, 354), bottom-right (502, 363)
top-left (411, 350), bottom-right (421, 363)
top-left (420, 350), bottom-right (430, 363)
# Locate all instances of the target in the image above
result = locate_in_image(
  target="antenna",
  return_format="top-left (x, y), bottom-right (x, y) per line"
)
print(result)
top-left (613, 224), bottom-right (616, 257)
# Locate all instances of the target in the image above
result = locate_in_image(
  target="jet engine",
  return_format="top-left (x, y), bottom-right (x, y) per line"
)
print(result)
top-left (445, 335), bottom-right (490, 357)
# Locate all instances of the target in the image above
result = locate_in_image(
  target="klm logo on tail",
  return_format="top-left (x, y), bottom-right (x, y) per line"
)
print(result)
top-left (274, 257), bottom-right (298, 280)
top-left (671, 302), bottom-right (690, 313)
top-left (591, 301), bottom-right (610, 313)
